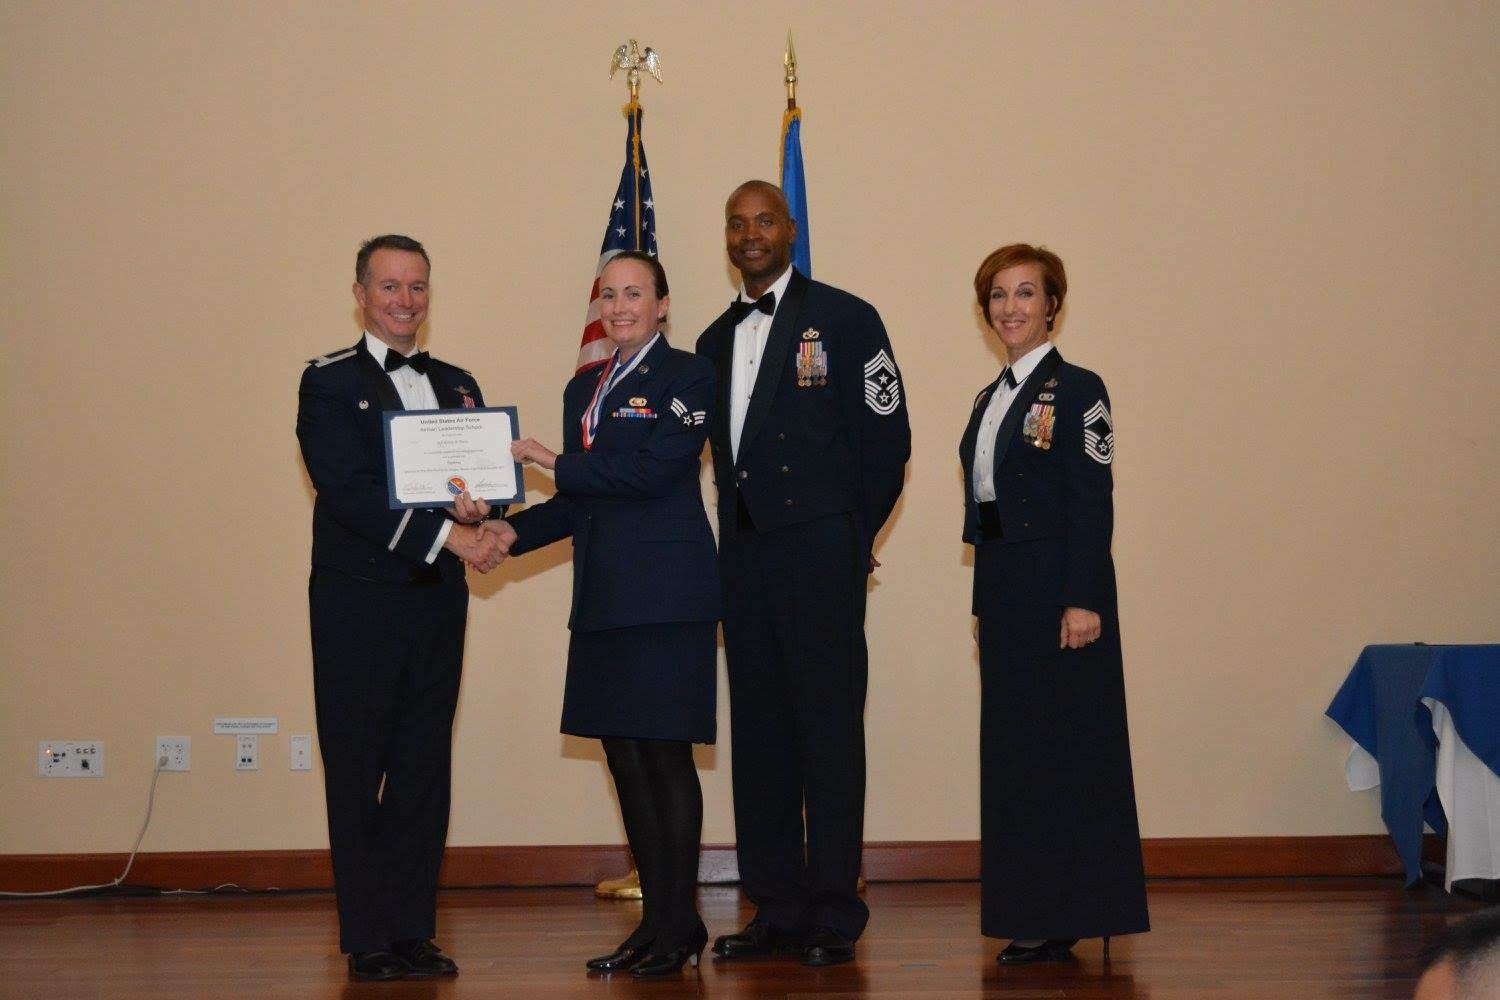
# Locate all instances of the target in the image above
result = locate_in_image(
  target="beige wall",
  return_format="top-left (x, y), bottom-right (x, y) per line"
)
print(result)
top-left (2, 1), bottom-right (1496, 856)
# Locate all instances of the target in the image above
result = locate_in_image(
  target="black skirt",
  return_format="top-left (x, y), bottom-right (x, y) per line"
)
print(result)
top-left (975, 539), bottom-right (1149, 940)
top-left (562, 620), bottom-right (717, 744)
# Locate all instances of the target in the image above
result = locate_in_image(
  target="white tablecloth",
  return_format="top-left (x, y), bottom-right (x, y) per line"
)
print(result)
top-left (1422, 696), bottom-right (1500, 891)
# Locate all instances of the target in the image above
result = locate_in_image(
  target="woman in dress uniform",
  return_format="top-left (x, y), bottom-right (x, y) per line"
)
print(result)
top-left (456, 251), bottom-right (719, 976)
top-left (957, 243), bottom-right (1149, 964)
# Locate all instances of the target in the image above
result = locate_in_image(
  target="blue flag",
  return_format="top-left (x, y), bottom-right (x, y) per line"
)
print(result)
top-left (780, 108), bottom-right (811, 277)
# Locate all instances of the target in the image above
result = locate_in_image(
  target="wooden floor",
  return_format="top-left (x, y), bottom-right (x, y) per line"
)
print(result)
top-left (0, 879), bottom-right (1484, 999)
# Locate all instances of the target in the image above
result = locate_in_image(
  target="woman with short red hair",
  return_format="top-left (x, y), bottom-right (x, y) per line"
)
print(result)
top-left (959, 244), bottom-right (1149, 965)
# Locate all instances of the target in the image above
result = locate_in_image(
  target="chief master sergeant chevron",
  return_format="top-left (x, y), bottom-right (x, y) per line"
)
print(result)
top-left (697, 181), bottom-right (910, 967)
top-left (296, 234), bottom-right (505, 982)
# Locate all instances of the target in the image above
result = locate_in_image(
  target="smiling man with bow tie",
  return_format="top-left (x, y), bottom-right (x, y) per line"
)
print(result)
top-left (696, 181), bottom-right (910, 967)
top-left (296, 234), bottom-right (505, 981)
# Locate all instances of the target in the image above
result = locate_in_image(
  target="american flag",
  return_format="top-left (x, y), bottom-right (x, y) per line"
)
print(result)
top-left (576, 101), bottom-right (659, 373)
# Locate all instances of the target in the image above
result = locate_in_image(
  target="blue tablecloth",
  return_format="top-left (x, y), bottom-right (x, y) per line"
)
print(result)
top-left (1326, 645), bottom-right (1450, 885)
top-left (1418, 646), bottom-right (1500, 774)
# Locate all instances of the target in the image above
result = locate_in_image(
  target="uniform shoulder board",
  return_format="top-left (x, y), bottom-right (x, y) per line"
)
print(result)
top-left (307, 348), bottom-right (356, 368)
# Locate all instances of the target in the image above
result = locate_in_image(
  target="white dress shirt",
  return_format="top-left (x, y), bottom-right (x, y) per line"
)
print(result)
top-left (972, 342), bottom-right (1054, 503)
top-left (363, 332), bottom-right (450, 562)
top-left (729, 266), bottom-right (796, 461)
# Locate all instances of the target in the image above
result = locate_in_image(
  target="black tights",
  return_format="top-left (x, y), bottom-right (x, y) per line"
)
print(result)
top-left (602, 737), bottom-right (704, 952)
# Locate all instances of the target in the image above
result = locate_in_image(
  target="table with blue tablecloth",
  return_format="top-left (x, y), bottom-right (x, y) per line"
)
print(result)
top-left (1326, 644), bottom-right (1500, 889)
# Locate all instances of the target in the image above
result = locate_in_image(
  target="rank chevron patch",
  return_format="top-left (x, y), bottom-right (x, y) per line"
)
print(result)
top-left (863, 349), bottom-right (902, 416)
top-left (1083, 399), bottom-right (1114, 465)
top-left (670, 397), bottom-right (706, 426)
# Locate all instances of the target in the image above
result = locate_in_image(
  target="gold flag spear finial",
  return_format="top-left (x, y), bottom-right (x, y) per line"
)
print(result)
top-left (783, 30), bottom-right (798, 110)
top-left (610, 38), bottom-right (662, 104)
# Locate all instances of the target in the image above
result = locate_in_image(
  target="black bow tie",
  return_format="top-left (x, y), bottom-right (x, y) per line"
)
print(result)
top-left (384, 349), bottom-right (429, 375)
top-left (729, 292), bottom-right (776, 324)
top-left (1000, 367), bottom-right (1018, 389)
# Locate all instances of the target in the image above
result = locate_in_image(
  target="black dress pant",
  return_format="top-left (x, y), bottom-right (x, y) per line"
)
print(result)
top-left (720, 511), bottom-right (870, 940)
top-left (309, 568), bottom-right (467, 954)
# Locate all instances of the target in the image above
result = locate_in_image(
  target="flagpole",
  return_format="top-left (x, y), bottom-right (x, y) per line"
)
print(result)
top-left (784, 30), bottom-right (798, 111)
top-left (630, 102), bottom-right (642, 250)
top-left (579, 40), bottom-right (663, 372)
top-left (610, 39), bottom-right (661, 252)
top-left (780, 31), bottom-right (811, 277)
top-left (780, 31), bottom-right (798, 178)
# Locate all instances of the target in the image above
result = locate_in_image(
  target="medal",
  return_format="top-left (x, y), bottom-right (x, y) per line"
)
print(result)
top-left (797, 342), bottom-right (828, 386)
top-left (1024, 403), bottom-right (1055, 449)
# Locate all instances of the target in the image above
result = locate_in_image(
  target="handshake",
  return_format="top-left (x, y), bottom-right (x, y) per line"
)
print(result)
top-left (441, 492), bottom-right (517, 574)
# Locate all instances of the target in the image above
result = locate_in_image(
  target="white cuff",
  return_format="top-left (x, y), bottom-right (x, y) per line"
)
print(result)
top-left (387, 508), bottom-right (414, 551)
top-left (426, 518), bottom-right (453, 564)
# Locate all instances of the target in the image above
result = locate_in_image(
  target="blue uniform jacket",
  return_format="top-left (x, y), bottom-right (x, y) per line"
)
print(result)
top-left (507, 336), bottom-right (722, 632)
top-left (695, 269), bottom-right (911, 559)
top-left (958, 348), bottom-right (1116, 615)
top-left (297, 338), bottom-right (498, 584)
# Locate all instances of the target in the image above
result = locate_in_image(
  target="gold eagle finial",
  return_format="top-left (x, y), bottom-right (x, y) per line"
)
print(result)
top-left (609, 39), bottom-right (662, 102)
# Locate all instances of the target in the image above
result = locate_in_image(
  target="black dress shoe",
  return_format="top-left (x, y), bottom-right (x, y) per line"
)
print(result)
top-left (585, 940), bottom-right (652, 972)
top-left (348, 951), bottom-right (409, 981)
top-left (392, 938), bottom-right (458, 977)
top-left (996, 939), bottom-right (1077, 965)
top-left (712, 920), bottom-right (798, 959)
top-left (802, 926), bottom-right (855, 967)
top-left (631, 924), bottom-right (708, 977)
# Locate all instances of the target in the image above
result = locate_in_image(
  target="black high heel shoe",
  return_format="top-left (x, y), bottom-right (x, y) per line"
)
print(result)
top-left (585, 939), bottom-right (652, 973)
top-left (1103, 936), bottom-right (1112, 962)
top-left (996, 938), bottom-right (1078, 964)
top-left (630, 923), bottom-right (708, 978)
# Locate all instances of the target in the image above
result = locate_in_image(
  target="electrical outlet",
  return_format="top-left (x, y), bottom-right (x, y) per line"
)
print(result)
top-left (155, 736), bottom-right (190, 771)
top-left (38, 740), bottom-right (105, 778)
top-left (288, 734), bottom-right (313, 772)
top-left (235, 734), bottom-right (259, 771)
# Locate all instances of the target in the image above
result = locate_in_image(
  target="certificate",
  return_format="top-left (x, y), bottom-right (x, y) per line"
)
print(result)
top-left (383, 407), bottom-right (526, 509)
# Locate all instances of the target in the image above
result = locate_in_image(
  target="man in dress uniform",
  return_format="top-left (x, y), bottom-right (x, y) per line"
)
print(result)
top-left (697, 181), bottom-right (910, 966)
top-left (296, 235), bottom-right (505, 981)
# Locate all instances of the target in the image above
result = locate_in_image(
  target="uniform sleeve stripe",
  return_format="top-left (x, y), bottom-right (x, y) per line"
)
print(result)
top-left (864, 349), bottom-right (896, 375)
top-left (387, 509), bottom-right (413, 551)
top-left (1083, 400), bottom-right (1112, 428)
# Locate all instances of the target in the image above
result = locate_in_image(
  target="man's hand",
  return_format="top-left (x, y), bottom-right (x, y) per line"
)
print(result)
top-left (1060, 607), bottom-right (1102, 649)
top-left (482, 519), bottom-right (519, 553)
top-left (451, 490), bottom-right (492, 525)
top-left (444, 523), bottom-right (504, 573)
top-left (511, 438), bottom-right (558, 471)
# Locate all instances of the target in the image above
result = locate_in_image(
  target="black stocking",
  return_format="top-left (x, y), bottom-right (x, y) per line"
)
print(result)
top-left (602, 737), bottom-right (703, 952)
